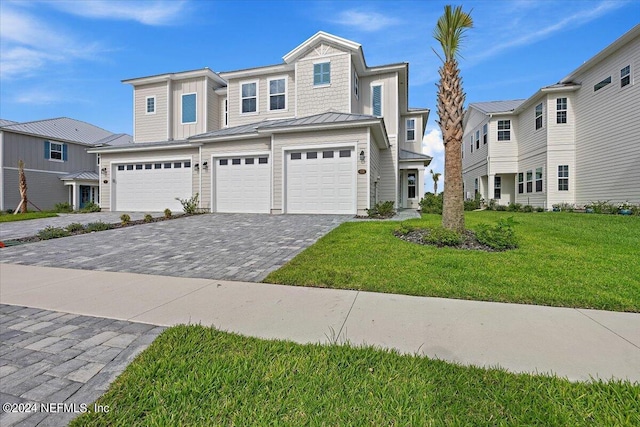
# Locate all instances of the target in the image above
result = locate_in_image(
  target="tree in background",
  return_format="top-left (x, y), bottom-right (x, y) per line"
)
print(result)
top-left (430, 169), bottom-right (442, 195)
top-left (433, 5), bottom-right (473, 233)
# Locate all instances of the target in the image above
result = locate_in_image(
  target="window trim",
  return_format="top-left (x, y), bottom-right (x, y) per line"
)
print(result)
top-left (470, 134), bottom-right (474, 153)
top-left (558, 165), bottom-right (569, 191)
top-left (483, 123), bottom-right (488, 145)
top-left (518, 172), bottom-right (524, 194)
top-left (353, 71), bottom-right (359, 99)
top-left (535, 103), bottom-right (543, 130)
top-left (313, 61), bottom-right (331, 86)
top-left (497, 119), bottom-right (511, 141)
top-left (372, 84), bottom-right (383, 117)
top-left (494, 176), bottom-right (501, 200)
top-left (475, 130), bottom-right (480, 149)
top-left (49, 142), bottom-right (64, 162)
top-left (621, 65), bottom-right (631, 88)
top-left (240, 80), bottom-right (259, 115)
top-left (145, 96), bottom-right (156, 115)
top-left (535, 167), bottom-right (543, 192)
top-left (407, 172), bottom-right (417, 199)
top-left (181, 92), bottom-right (197, 124)
top-left (267, 76), bottom-right (288, 112)
top-left (406, 118), bottom-right (416, 142)
top-left (223, 98), bottom-right (228, 127)
top-left (526, 170), bottom-right (533, 193)
top-left (594, 76), bottom-right (612, 92)
top-left (556, 97), bottom-right (567, 124)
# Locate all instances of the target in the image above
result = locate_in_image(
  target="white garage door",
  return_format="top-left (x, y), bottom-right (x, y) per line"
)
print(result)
top-left (114, 160), bottom-right (192, 212)
top-left (286, 148), bottom-right (355, 214)
top-left (215, 155), bottom-right (270, 213)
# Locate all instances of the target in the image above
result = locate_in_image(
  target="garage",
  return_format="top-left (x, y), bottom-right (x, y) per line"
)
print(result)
top-left (286, 147), bottom-right (355, 214)
top-left (214, 155), bottom-right (271, 213)
top-left (113, 160), bottom-right (192, 211)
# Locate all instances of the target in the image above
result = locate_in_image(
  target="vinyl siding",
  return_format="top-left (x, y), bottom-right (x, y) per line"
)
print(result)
top-left (369, 132), bottom-right (381, 205)
top-left (296, 49), bottom-right (350, 117)
top-left (399, 114), bottom-right (423, 151)
top-left (378, 136), bottom-right (397, 205)
top-left (515, 153), bottom-right (547, 207)
top-left (360, 73), bottom-right (398, 136)
top-left (134, 82), bottom-right (168, 143)
top-left (488, 116), bottom-right (518, 174)
top-left (207, 79), bottom-right (220, 132)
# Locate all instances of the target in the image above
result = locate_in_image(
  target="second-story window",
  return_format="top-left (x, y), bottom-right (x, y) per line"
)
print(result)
top-left (181, 93), bottom-right (196, 124)
top-left (241, 82), bottom-right (257, 114)
top-left (224, 99), bottom-right (228, 127)
top-left (621, 65), bottom-right (631, 87)
top-left (372, 85), bottom-right (382, 117)
top-left (406, 119), bottom-right (415, 141)
top-left (314, 62), bottom-right (330, 86)
top-left (535, 103), bottom-right (543, 130)
top-left (269, 78), bottom-right (286, 111)
top-left (475, 130), bottom-right (480, 149)
top-left (146, 96), bottom-right (156, 114)
top-left (557, 98), bottom-right (567, 124)
top-left (470, 134), bottom-right (474, 153)
top-left (483, 123), bottom-right (488, 144)
top-left (353, 71), bottom-right (359, 99)
top-left (497, 120), bottom-right (511, 141)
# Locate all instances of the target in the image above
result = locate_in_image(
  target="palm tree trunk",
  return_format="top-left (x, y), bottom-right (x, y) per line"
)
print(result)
top-left (18, 160), bottom-right (28, 214)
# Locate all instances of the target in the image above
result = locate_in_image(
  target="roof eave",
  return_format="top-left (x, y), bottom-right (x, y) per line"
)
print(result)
top-left (88, 142), bottom-right (200, 154)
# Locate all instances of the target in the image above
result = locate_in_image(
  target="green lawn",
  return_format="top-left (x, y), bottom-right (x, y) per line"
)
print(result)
top-left (265, 212), bottom-right (640, 312)
top-left (0, 211), bottom-right (58, 222)
top-left (71, 325), bottom-right (640, 426)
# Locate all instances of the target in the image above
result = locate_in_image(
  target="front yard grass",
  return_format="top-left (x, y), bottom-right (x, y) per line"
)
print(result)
top-left (0, 211), bottom-right (58, 222)
top-left (71, 325), bottom-right (640, 426)
top-left (265, 212), bottom-right (640, 312)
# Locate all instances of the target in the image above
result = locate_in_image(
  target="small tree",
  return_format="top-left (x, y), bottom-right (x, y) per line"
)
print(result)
top-left (430, 169), bottom-right (442, 194)
top-left (18, 159), bottom-right (28, 213)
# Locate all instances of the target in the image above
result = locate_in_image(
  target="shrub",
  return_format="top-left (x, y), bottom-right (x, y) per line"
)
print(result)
top-left (422, 226), bottom-right (463, 247)
top-left (37, 226), bottom-right (70, 240)
top-left (65, 222), bottom-right (85, 233)
top-left (475, 217), bottom-right (519, 250)
top-left (176, 193), bottom-right (199, 214)
top-left (487, 199), bottom-right (498, 211)
top-left (523, 205), bottom-right (534, 213)
top-left (80, 201), bottom-right (101, 213)
top-left (464, 193), bottom-right (483, 211)
top-left (419, 192), bottom-right (443, 214)
top-left (54, 202), bottom-right (73, 213)
top-left (535, 207), bottom-right (545, 212)
top-left (395, 223), bottom-right (416, 235)
top-left (631, 204), bottom-right (640, 216)
top-left (507, 203), bottom-right (522, 212)
top-left (496, 205), bottom-right (508, 211)
top-left (144, 214), bottom-right (153, 223)
top-left (120, 214), bottom-right (131, 225)
top-left (367, 201), bottom-right (395, 218)
top-left (553, 202), bottom-right (575, 212)
top-left (86, 221), bottom-right (112, 232)
top-left (164, 208), bottom-right (172, 219)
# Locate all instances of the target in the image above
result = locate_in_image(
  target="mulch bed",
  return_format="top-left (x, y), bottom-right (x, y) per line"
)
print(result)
top-left (394, 228), bottom-right (499, 252)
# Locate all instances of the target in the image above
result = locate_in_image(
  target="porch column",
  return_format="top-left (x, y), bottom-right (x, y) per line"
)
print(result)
top-left (72, 182), bottom-right (78, 210)
top-left (487, 174), bottom-right (495, 202)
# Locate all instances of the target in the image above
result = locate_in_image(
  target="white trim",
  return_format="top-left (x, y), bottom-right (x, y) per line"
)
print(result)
top-left (405, 118), bottom-right (416, 142)
top-left (4, 167), bottom-right (67, 175)
top-left (312, 60), bottom-right (331, 87)
top-left (145, 96), bottom-right (156, 115)
top-left (167, 80), bottom-right (172, 140)
top-left (294, 63), bottom-right (298, 117)
top-left (210, 150), bottom-right (271, 158)
top-left (267, 75), bottom-right (288, 112)
top-left (223, 98), bottom-right (228, 127)
top-left (366, 128), bottom-right (370, 210)
top-left (239, 79), bottom-right (259, 116)
top-left (204, 78), bottom-right (209, 129)
top-left (88, 143), bottom-right (196, 154)
top-left (0, 131), bottom-right (3, 211)
top-left (132, 91), bottom-right (136, 141)
top-left (181, 92), bottom-right (197, 124)
top-left (111, 155), bottom-right (192, 165)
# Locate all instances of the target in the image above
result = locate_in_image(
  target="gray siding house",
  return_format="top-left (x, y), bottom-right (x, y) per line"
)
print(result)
top-left (463, 24), bottom-right (639, 208)
top-left (0, 118), bottom-right (132, 211)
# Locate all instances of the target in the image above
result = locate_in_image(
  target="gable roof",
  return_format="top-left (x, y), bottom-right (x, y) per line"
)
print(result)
top-left (0, 119), bottom-right (18, 127)
top-left (283, 31), bottom-right (362, 64)
top-left (469, 100), bottom-right (526, 115)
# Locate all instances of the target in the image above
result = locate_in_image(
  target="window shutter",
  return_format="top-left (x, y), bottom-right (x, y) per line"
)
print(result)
top-left (372, 86), bottom-right (382, 116)
top-left (62, 144), bottom-right (68, 161)
top-left (44, 141), bottom-right (50, 159)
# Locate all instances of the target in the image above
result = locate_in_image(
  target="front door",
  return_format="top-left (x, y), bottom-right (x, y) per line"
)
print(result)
top-left (80, 185), bottom-right (91, 208)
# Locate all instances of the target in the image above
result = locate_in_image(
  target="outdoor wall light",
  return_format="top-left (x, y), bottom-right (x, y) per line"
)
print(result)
top-left (101, 167), bottom-right (107, 175)
top-left (359, 150), bottom-right (365, 162)
top-left (194, 163), bottom-right (200, 171)
top-left (202, 161), bottom-right (209, 171)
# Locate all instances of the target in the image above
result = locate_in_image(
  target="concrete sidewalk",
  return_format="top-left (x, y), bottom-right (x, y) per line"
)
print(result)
top-left (1, 264), bottom-right (638, 383)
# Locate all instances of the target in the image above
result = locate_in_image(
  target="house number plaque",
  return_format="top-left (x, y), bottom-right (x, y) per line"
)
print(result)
top-left (358, 169), bottom-right (367, 174)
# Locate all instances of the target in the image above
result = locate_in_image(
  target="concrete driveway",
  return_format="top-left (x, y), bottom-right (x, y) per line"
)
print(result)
top-left (0, 213), bottom-right (350, 282)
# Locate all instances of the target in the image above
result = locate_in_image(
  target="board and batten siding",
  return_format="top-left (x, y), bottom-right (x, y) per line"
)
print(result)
top-left (272, 127), bottom-right (369, 214)
top-left (134, 82), bottom-right (168, 143)
top-left (377, 136), bottom-right (397, 206)
top-left (207, 79), bottom-right (220, 133)
top-left (171, 77), bottom-right (208, 141)
top-left (368, 133), bottom-right (381, 205)
top-left (572, 35), bottom-right (640, 205)
top-left (360, 72), bottom-right (399, 137)
top-left (3, 169), bottom-right (68, 211)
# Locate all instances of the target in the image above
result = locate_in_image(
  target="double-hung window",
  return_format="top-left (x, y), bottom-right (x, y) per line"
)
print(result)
top-left (475, 130), bottom-right (480, 149)
top-left (470, 135), bottom-right (474, 153)
top-left (518, 173), bottom-right (524, 194)
top-left (494, 176), bottom-right (501, 199)
top-left (526, 170), bottom-right (533, 193)
top-left (372, 85), bottom-right (382, 116)
top-left (44, 141), bottom-right (66, 161)
top-left (181, 93), bottom-right (196, 123)
top-left (483, 124), bottom-right (487, 144)
top-left (535, 103), bottom-right (543, 130)
top-left (146, 96), bottom-right (156, 114)
top-left (497, 120), bottom-right (511, 141)
top-left (241, 82), bottom-right (257, 114)
top-left (353, 71), bottom-right (359, 98)
top-left (558, 165), bottom-right (569, 191)
top-left (535, 167), bottom-right (543, 192)
top-left (50, 143), bottom-right (63, 160)
top-left (621, 65), bottom-right (631, 87)
top-left (557, 98), bottom-right (567, 124)
top-left (406, 119), bottom-right (415, 141)
top-left (269, 78), bottom-right (286, 111)
top-left (313, 62), bottom-right (330, 86)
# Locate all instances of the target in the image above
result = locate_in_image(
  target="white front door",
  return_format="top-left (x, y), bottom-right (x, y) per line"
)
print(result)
top-left (214, 155), bottom-right (270, 213)
top-left (285, 148), bottom-right (355, 214)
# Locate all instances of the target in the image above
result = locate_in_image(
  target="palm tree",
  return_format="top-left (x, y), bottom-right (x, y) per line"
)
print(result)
top-left (430, 169), bottom-right (442, 195)
top-left (433, 5), bottom-right (473, 233)
top-left (18, 159), bottom-right (28, 213)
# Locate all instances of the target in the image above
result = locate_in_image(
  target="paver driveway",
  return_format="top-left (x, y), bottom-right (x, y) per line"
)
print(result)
top-left (0, 214), bottom-right (350, 282)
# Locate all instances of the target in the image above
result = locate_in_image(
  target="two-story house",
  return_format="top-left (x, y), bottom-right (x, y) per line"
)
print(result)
top-left (463, 24), bottom-right (639, 209)
top-left (90, 31), bottom-right (431, 215)
top-left (0, 117), bottom-right (132, 211)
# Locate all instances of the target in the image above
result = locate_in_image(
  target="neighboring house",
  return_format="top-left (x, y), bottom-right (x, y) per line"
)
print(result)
top-left (90, 31), bottom-right (431, 214)
top-left (463, 24), bottom-right (639, 209)
top-left (0, 117), bottom-right (133, 211)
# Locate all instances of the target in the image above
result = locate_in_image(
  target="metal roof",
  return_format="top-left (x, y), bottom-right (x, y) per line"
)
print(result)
top-left (469, 100), bottom-right (526, 114)
top-left (0, 117), bottom-right (117, 145)
top-left (93, 133), bottom-right (134, 146)
top-left (59, 171), bottom-right (99, 181)
top-left (0, 119), bottom-right (18, 127)
top-left (399, 149), bottom-right (432, 160)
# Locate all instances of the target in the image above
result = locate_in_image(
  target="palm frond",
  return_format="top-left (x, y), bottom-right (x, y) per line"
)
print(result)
top-left (433, 5), bottom-right (473, 62)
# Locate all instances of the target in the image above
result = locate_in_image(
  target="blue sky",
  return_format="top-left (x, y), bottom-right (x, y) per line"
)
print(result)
top-left (1, 0), bottom-right (638, 192)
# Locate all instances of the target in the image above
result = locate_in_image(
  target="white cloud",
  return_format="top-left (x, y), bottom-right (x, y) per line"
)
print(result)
top-left (330, 9), bottom-right (401, 32)
top-left (48, 0), bottom-right (189, 26)
top-left (422, 128), bottom-right (444, 156)
top-left (422, 128), bottom-right (445, 194)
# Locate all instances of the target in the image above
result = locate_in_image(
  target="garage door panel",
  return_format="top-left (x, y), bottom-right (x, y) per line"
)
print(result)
top-left (215, 156), bottom-right (270, 213)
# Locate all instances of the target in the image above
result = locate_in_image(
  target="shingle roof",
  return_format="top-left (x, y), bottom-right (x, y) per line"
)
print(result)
top-left (0, 117), bottom-right (120, 145)
top-left (469, 100), bottom-right (526, 114)
top-left (59, 171), bottom-right (99, 181)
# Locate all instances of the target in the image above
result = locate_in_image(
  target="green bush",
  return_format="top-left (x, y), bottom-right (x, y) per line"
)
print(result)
top-left (423, 226), bottom-right (463, 247)
top-left (523, 205), bottom-right (534, 213)
top-left (496, 205), bottom-right (507, 211)
top-left (65, 222), bottom-right (85, 233)
top-left (553, 202), bottom-right (575, 212)
top-left (464, 193), bottom-right (483, 211)
top-left (86, 221), bottom-right (112, 232)
top-left (395, 223), bottom-right (416, 235)
top-left (54, 202), bottom-right (73, 213)
top-left (535, 207), bottom-right (545, 212)
top-left (475, 217), bottom-right (519, 250)
top-left (120, 214), bottom-right (131, 225)
top-left (507, 203), bottom-right (522, 212)
top-left (487, 199), bottom-right (498, 211)
top-left (164, 208), bottom-right (172, 219)
top-left (589, 200), bottom-right (616, 214)
top-left (80, 201), bottom-right (101, 213)
top-left (419, 192), bottom-right (443, 214)
top-left (144, 214), bottom-right (153, 223)
top-left (176, 193), bottom-right (199, 214)
top-left (367, 201), bottom-right (395, 218)
top-left (37, 226), bottom-right (71, 240)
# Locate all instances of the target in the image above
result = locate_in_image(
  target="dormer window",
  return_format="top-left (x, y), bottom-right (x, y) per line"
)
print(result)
top-left (241, 81), bottom-right (258, 114)
top-left (314, 62), bottom-right (330, 86)
top-left (146, 96), bottom-right (156, 114)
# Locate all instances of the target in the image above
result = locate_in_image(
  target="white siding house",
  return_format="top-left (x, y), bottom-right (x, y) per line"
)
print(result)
top-left (463, 24), bottom-right (640, 209)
